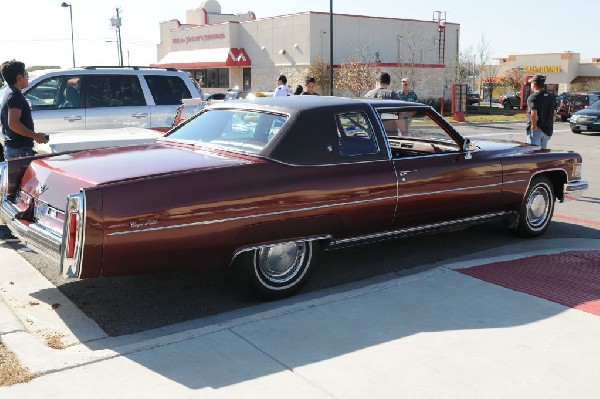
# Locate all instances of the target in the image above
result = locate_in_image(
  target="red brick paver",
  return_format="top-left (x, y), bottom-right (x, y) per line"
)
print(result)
top-left (458, 251), bottom-right (600, 316)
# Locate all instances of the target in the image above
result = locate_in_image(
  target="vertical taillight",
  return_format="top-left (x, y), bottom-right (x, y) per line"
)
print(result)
top-left (60, 192), bottom-right (86, 278)
top-left (67, 212), bottom-right (78, 258)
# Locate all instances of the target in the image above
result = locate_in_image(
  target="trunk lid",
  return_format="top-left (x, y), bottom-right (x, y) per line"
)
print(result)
top-left (19, 142), bottom-right (253, 210)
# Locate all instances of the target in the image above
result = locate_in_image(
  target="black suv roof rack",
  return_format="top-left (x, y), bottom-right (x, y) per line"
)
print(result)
top-left (82, 66), bottom-right (178, 71)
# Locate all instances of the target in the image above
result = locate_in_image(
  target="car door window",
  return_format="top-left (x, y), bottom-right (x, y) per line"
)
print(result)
top-left (336, 112), bottom-right (380, 157)
top-left (26, 75), bottom-right (82, 110)
top-left (378, 109), bottom-right (461, 158)
top-left (86, 75), bottom-right (145, 108)
top-left (144, 75), bottom-right (192, 105)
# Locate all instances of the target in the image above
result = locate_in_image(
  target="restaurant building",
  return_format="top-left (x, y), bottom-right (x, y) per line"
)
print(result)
top-left (496, 52), bottom-right (600, 93)
top-left (152, 0), bottom-right (460, 98)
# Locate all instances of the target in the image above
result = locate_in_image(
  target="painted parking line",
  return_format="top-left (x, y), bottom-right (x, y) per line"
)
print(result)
top-left (555, 213), bottom-right (600, 227)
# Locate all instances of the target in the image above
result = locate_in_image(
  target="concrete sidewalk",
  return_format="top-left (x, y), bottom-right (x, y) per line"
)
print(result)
top-left (2, 238), bottom-right (600, 398)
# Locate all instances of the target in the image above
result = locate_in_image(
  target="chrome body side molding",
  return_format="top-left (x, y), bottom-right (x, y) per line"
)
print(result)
top-left (326, 212), bottom-right (511, 250)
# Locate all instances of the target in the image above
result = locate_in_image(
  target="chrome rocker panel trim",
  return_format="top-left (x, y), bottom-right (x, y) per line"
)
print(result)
top-left (327, 212), bottom-right (511, 250)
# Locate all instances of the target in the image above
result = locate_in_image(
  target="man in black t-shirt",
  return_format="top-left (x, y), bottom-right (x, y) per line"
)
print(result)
top-left (1, 59), bottom-right (48, 160)
top-left (526, 74), bottom-right (556, 149)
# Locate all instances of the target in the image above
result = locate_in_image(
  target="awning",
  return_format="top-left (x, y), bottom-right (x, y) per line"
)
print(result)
top-left (151, 48), bottom-right (251, 69)
top-left (571, 76), bottom-right (600, 84)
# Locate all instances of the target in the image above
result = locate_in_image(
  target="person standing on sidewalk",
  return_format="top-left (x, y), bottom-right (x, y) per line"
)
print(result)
top-left (273, 75), bottom-right (293, 97)
top-left (1, 60), bottom-right (48, 160)
top-left (301, 77), bottom-right (320, 95)
top-left (398, 77), bottom-right (418, 102)
top-left (526, 74), bottom-right (556, 149)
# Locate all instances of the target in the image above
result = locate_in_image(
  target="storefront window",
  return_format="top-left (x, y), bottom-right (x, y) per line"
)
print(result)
top-left (185, 68), bottom-right (230, 88)
top-left (189, 68), bottom-right (229, 88)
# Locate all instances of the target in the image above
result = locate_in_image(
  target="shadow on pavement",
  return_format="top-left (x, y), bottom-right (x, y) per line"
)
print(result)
top-left (26, 220), bottom-right (600, 336)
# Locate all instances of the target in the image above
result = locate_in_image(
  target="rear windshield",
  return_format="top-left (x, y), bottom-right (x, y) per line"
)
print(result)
top-left (163, 109), bottom-right (288, 155)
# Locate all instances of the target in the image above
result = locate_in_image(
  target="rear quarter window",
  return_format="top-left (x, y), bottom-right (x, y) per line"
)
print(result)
top-left (144, 75), bottom-right (192, 105)
top-left (336, 112), bottom-right (380, 157)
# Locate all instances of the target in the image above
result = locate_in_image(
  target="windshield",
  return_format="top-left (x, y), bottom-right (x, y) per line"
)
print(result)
top-left (589, 99), bottom-right (600, 110)
top-left (163, 109), bottom-right (288, 155)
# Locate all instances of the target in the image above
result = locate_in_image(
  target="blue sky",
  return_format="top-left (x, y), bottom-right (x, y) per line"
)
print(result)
top-left (0, 0), bottom-right (597, 68)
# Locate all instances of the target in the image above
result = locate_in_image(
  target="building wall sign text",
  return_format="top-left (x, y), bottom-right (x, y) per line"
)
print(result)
top-left (518, 65), bottom-right (561, 73)
top-left (173, 33), bottom-right (226, 45)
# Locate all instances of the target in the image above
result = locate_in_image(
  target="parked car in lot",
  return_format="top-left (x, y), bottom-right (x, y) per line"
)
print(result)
top-left (0, 97), bottom-right (588, 299)
top-left (0, 66), bottom-right (201, 133)
top-left (556, 92), bottom-right (599, 122)
top-left (466, 91), bottom-right (480, 105)
top-left (569, 98), bottom-right (600, 133)
top-left (501, 92), bottom-right (522, 109)
top-left (204, 92), bottom-right (227, 103)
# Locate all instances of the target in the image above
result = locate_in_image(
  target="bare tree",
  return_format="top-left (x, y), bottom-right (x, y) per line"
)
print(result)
top-left (397, 30), bottom-right (427, 91)
top-left (336, 45), bottom-right (380, 97)
top-left (305, 56), bottom-right (332, 95)
top-left (572, 79), bottom-right (600, 93)
top-left (476, 35), bottom-right (500, 106)
top-left (501, 68), bottom-right (525, 92)
top-left (451, 47), bottom-right (476, 87)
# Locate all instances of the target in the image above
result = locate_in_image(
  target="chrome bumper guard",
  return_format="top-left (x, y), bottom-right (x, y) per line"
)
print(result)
top-left (0, 200), bottom-right (62, 261)
top-left (563, 180), bottom-right (588, 201)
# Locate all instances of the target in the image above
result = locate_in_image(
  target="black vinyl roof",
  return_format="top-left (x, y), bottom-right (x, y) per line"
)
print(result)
top-left (205, 96), bottom-right (436, 165)
top-left (209, 96), bottom-right (430, 114)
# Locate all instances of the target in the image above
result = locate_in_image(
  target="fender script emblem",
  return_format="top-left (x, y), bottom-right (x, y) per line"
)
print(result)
top-left (130, 220), bottom-right (158, 229)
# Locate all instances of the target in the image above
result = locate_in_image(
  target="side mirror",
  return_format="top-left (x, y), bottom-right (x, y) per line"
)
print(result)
top-left (462, 138), bottom-right (475, 159)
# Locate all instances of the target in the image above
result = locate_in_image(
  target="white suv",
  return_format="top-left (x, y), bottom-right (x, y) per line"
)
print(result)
top-left (16, 66), bottom-right (202, 133)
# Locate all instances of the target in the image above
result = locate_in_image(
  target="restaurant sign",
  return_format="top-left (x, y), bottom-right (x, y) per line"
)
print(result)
top-left (173, 33), bottom-right (226, 45)
top-left (517, 65), bottom-right (561, 73)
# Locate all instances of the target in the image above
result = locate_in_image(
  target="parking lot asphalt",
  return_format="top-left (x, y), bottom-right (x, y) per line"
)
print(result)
top-left (2, 236), bottom-right (600, 398)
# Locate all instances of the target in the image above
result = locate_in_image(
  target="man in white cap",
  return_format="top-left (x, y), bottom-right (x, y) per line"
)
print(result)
top-left (398, 78), bottom-right (418, 102)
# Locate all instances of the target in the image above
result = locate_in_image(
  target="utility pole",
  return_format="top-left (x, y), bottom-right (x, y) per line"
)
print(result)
top-left (110, 7), bottom-right (124, 66)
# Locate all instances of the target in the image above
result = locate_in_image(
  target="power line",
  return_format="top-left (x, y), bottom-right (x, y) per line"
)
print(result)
top-left (0, 38), bottom-right (155, 46)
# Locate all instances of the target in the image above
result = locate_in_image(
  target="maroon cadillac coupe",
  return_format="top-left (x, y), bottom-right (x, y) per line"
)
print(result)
top-left (0, 97), bottom-right (588, 299)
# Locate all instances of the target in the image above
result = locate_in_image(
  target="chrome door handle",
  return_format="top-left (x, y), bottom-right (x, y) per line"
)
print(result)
top-left (398, 170), bottom-right (417, 177)
top-left (131, 112), bottom-right (149, 118)
top-left (63, 115), bottom-right (82, 121)
top-left (398, 170), bottom-right (417, 181)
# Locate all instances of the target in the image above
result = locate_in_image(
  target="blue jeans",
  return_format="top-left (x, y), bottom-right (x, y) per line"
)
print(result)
top-left (4, 146), bottom-right (36, 160)
top-left (527, 129), bottom-right (550, 149)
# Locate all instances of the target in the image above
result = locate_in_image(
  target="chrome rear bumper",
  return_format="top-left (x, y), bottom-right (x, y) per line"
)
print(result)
top-left (0, 201), bottom-right (62, 261)
top-left (563, 180), bottom-right (588, 201)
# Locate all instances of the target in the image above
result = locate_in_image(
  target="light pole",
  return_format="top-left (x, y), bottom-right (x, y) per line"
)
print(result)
top-left (329, 0), bottom-right (334, 96)
top-left (61, 2), bottom-right (75, 67)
